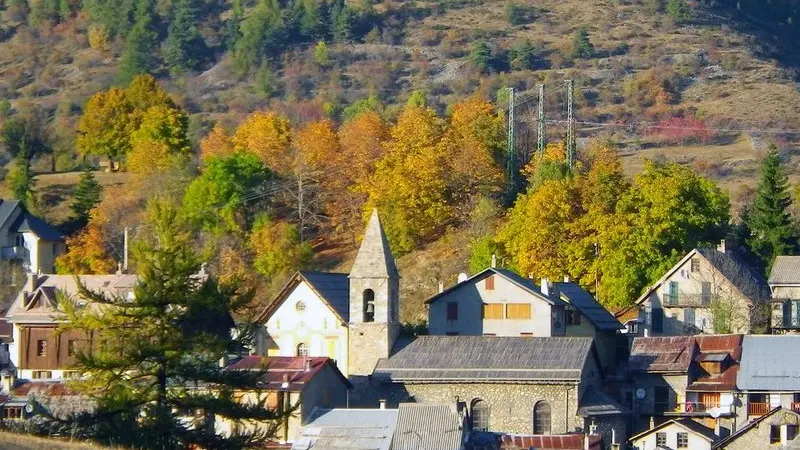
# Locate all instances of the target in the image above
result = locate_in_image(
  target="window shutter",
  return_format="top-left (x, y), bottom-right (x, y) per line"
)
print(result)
top-left (784, 301), bottom-right (792, 327)
top-left (485, 276), bottom-right (495, 290)
top-left (652, 308), bottom-right (664, 332)
top-left (447, 302), bottom-right (458, 320)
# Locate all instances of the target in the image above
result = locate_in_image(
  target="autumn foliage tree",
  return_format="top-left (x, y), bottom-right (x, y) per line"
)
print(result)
top-left (231, 111), bottom-right (293, 170)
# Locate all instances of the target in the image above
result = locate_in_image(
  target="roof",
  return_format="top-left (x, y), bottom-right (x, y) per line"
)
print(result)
top-left (392, 403), bottom-right (464, 450)
top-left (425, 267), bottom-right (564, 306)
top-left (0, 199), bottom-right (21, 230)
top-left (687, 335), bottom-right (742, 392)
top-left (7, 381), bottom-right (95, 419)
top-left (465, 432), bottom-right (603, 450)
top-left (696, 248), bottom-right (769, 303)
top-left (226, 356), bottom-right (352, 391)
top-left (713, 406), bottom-right (800, 449)
top-left (10, 212), bottom-right (63, 241)
top-left (255, 271), bottom-right (350, 323)
top-left (374, 336), bottom-right (593, 383)
top-left (291, 408), bottom-right (399, 450)
top-left (769, 256), bottom-right (800, 286)
top-left (738, 335), bottom-right (800, 391)
top-left (576, 386), bottom-right (629, 417)
top-left (349, 209), bottom-right (398, 279)
top-left (629, 336), bottom-right (695, 373)
top-left (555, 282), bottom-right (622, 331)
top-left (5, 274), bottom-right (138, 323)
top-left (630, 419), bottom-right (717, 443)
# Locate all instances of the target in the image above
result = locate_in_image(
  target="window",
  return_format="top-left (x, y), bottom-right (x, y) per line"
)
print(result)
top-left (690, 258), bottom-right (700, 273)
top-left (684, 309), bottom-right (695, 329)
top-left (770, 425), bottom-right (781, 444)
top-left (667, 281), bottom-right (679, 305)
top-left (485, 275), bottom-right (495, 290)
top-left (363, 289), bottom-right (375, 322)
top-left (532, 401), bottom-right (551, 435)
top-left (788, 425), bottom-right (798, 441)
top-left (296, 343), bottom-right (308, 357)
top-left (2, 406), bottom-right (22, 419)
top-left (63, 371), bottom-right (80, 380)
top-left (67, 339), bottom-right (77, 357)
top-left (677, 432), bottom-right (688, 448)
top-left (652, 308), bottom-right (664, 333)
top-left (471, 399), bottom-right (490, 431)
top-left (700, 282), bottom-right (711, 305)
top-left (506, 303), bottom-right (532, 319)
top-left (656, 432), bottom-right (667, 447)
top-left (32, 370), bottom-right (52, 379)
top-left (447, 302), bottom-right (458, 320)
top-left (36, 339), bottom-right (47, 357)
top-left (482, 303), bottom-right (504, 320)
top-left (295, 301), bottom-right (306, 312)
top-left (15, 235), bottom-right (23, 247)
top-left (654, 386), bottom-right (670, 412)
top-left (565, 307), bottom-right (581, 325)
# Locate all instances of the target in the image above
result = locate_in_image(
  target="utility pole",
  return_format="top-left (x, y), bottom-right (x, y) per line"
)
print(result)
top-left (506, 87), bottom-right (516, 199)
top-left (566, 79), bottom-right (575, 170)
top-left (123, 226), bottom-right (129, 273)
top-left (537, 84), bottom-right (546, 155)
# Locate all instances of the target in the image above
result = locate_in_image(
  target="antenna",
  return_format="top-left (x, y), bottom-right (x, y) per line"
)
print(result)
top-left (537, 84), bottom-right (546, 155)
top-left (566, 79), bottom-right (575, 170)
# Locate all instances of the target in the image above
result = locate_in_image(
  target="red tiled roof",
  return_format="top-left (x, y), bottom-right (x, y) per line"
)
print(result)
top-left (12, 381), bottom-right (77, 397)
top-left (688, 335), bottom-right (742, 392)
top-left (466, 433), bottom-right (602, 450)
top-left (226, 356), bottom-right (351, 391)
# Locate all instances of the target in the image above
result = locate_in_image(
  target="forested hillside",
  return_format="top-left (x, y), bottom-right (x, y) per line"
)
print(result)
top-left (2, 0), bottom-right (800, 321)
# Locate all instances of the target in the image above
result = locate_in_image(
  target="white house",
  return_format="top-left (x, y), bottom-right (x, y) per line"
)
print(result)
top-left (629, 419), bottom-right (717, 450)
top-left (0, 199), bottom-right (65, 275)
top-left (767, 256), bottom-right (800, 333)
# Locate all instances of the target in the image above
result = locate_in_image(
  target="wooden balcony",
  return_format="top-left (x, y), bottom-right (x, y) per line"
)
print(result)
top-left (791, 402), bottom-right (800, 413)
top-left (655, 401), bottom-right (724, 415)
top-left (748, 402), bottom-right (770, 416)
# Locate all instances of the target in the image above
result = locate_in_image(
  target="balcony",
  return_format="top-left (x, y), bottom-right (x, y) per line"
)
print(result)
top-left (655, 401), bottom-right (729, 415)
top-left (791, 402), bottom-right (800, 413)
top-left (748, 402), bottom-right (770, 416)
top-left (0, 246), bottom-right (27, 260)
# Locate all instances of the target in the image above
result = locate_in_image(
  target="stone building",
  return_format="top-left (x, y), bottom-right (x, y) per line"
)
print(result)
top-left (768, 256), bottom-right (800, 333)
top-left (372, 335), bottom-right (628, 446)
top-left (615, 245), bottom-right (768, 336)
top-left (713, 407), bottom-right (800, 450)
top-left (629, 418), bottom-right (717, 450)
top-left (256, 209), bottom-right (399, 379)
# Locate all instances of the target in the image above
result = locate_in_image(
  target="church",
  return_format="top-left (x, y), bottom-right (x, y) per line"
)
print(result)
top-left (254, 209), bottom-right (400, 379)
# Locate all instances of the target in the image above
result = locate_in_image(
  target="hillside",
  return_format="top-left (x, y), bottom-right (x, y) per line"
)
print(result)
top-left (2, 0), bottom-right (800, 318)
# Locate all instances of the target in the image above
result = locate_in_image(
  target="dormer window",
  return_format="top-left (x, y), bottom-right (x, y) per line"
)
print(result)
top-left (698, 352), bottom-right (729, 374)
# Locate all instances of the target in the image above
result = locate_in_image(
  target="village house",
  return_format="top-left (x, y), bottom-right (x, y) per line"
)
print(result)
top-left (291, 406), bottom-right (400, 450)
top-left (222, 355), bottom-right (351, 444)
top-left (0, 200), bottom-right (64, 275)
top-left (712, 406), bottom-right (800, 450)
top-left (768, 256), bottom-right (800, 333)
top-left (371, 335), bottom-right (628, 447)
top-left (616, 244), bottom-right (768, 336)
top-left (735, 335), bottom-right (800, 427)
top-left (629, 418), bottom-right (717, 450)
top-left (3, 273), bottom-right (137, 383)
top-left (256, 209), bottom-right (399, 379)
top-left (626, 335), bottom-right (742, 437)
top-left (464, 432), bottom-right (604, 450)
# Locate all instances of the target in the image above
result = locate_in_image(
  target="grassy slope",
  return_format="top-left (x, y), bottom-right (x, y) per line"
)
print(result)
top-left (0, 432), bottom-right (107, 450)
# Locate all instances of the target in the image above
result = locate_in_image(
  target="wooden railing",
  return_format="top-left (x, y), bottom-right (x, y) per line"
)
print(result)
top-left (791, 402), bottom-right (800, 413)
top-left (748, 402), bottom-right (770, 416)
top-left (654, 402), bottom-right (721, 414)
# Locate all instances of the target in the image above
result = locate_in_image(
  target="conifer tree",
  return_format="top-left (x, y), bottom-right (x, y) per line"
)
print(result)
top-left (571, 27), bottom-right (594, 59)
top-left (118, 0), bottom-right (159, 84)
top-left (234, 0), bottom-right (284, 73)
top-left (55, 201), bottom-right (286, 449)
top-left (746, 146), bottom-right (799, 271)
top-left (163, 0), bottom-right (205, 74)
top-left (70, 169), bottom-right (102, 223)
top-left (7, 151), bottom-right (36, 210)
top-left (224, 0), bottom-right (244, 51)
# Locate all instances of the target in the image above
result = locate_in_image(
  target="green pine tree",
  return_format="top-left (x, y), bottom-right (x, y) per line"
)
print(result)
top-left (332, 4), bottom-right (354, 42)
top-left (747, 146), bottom-right (799, 271)
top-left (233, 0), bottom-right (284, 74)
top-left (54, 201), bottom-right (288, 449)
top-left (469, 39), bottom-right (493, 73)
top-left (118, 0), bottom-right (159, 84)
top-left (571, 27), bottom-right (594, 59)
top-left (297, 0), bottom-right (324, 40)
top-left (163, 0), bottom-right (205, 74)
top-left (666, 0), bottom-right (691, 22)
top-left (8, 152), bottom-right (36, 210)
top-left (70, 169), bottom-right (102, 223)
top-left (224, 0), bottom-right (244, 51)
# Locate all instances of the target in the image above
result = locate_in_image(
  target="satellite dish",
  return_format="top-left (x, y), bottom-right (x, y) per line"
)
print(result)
top-left (457, 273), bottom-right (468, 283)
top-left (24, 404), bottom-right (34, 414)
top-left (709, 407), bottom-right (721, 418)
top-left (636, 388), bottom-right (646, 399)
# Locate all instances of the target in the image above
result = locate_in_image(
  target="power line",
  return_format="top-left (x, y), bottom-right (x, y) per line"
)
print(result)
top-left (545, 119), bottom-right (800, 135)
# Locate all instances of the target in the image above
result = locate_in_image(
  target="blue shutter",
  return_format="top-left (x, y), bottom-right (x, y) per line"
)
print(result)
top-left (652, 308), bottom-right (664, 333)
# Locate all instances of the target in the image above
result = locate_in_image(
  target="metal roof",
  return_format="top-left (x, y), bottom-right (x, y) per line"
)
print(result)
top-left (555, 282), bottom-right (622, 331)
top-left (10, 212), bottom-right (64, 241)
top-left (769, 256), bottom-right (800, 285)
top-left (291, 408), bottom-right (398, 450)
top-left (687, 335), bottom-right (742, 392)
top-left (392, 403), bottom-right (464, 450)
top-left (374, 336), bottom-right (593, 383)
top-left (576, 386), bottom-right (629, 417)
top-left (629, 336), bottom-right (695, 373)
top-left (739, 335), bottom-right (800, 391)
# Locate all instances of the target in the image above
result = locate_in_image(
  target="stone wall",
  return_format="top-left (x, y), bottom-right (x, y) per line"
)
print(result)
top-left (348, 321), bottom-right (398, 376)
top-left (631, 374), bottom-right (688, 432)
top-left (723, 410), bottom-right (800, 450)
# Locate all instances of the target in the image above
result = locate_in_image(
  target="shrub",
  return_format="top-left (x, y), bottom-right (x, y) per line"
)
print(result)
top-left (504, 3), bottom-right (535, 25)
top-left (571, 27), bottom-right (594, 59)
top-left (648, 116), bottom-right (713, 145)
top-left (87, 23), bottom-right (110, 50)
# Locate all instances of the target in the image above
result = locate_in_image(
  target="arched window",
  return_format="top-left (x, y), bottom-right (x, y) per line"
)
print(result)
top-left (363, 289), bottom-right (375, 322)
top-left (471, 399), bottom-right (490, 431)
top-left (296, 343), bottom-right (308, 357)
top-left (533, 401), bottom-right (551, 435)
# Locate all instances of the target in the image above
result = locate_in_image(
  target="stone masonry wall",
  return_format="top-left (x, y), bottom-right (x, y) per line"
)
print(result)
top-left (348, 322), bottom-right (397, 376)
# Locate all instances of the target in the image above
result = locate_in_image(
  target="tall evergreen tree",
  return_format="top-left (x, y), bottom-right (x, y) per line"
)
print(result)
top-left (224, 0), bottom-right (244, 51)
top-left (7, 151), bottom-right (36, 210)
top-left (70, 169), bottom-right (103, 223)
top-left (118, 0), bottom-right (159, 84)
top-left (163, 0), bottom-right (205, 74)
top-left (332, 2), bottom-right (354, 42)
top-left (747, 146), bottom-right (799, 271)
top-left (55, 202), bottom-right (286, 449)
top-left (571, 27), bottom-right (594, 59)
top-left (233, 0), bottom-right (284, 73)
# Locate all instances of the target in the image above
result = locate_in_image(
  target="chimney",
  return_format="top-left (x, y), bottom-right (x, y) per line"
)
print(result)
top-left (1, 371), bottom-right (15, 393)
top-left (491, 254), bottom-right (497, 268)
top-left (218, 355), bottom-right (229, 368)
top-left (379, 399), bottom-right (387, 409)
top-left (540, 278), bottom-right (550, 296)
top-left (564, 275), bottom-right (570, 283)
top-left (304, 358), bottom-right (312, 372)
top-left (438, 281), bottom-right (444, 293)
top-left (717, 239), bottom-right (727, 254)
top-left (116, 262), bottom-right (123, 275)
top-left (26, 273), bottom-right (38, 291)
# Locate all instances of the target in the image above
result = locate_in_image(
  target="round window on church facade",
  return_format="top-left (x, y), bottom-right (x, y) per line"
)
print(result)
top-left (296, 301), bottom-right (306, 312)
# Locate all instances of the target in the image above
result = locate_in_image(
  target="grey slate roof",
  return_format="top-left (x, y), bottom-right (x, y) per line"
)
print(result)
top-left (555, 282), bottom-right (622, 331)
top-left (299, 271), bottom-right (349, 322)
top-left (769, 256), bottom-right (800, 285)
top-left (349, 209), bottom-right (399, 279)
top-left (374, 336), bottom-right (593, 383)
top-left (576, 386), bottom-right (629, 417)
top-left (11, 213), bottom-right (63, 241)
top-left (392, 403), bottom-right (464, 450)
top-left (0, 199), bottom-right (20, 230)
top-left (697, 248), bottom-right (769, 303)
top-left (630, 419), bottom-right (717, 443)
top-left (291, 408), bottom-right (398, 450)
top-left (425, 267), bottom-right (565, 306)
top-left (738, 335), bottom-right (800, 391)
